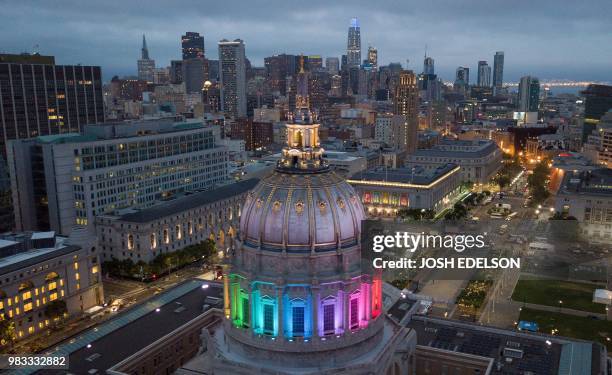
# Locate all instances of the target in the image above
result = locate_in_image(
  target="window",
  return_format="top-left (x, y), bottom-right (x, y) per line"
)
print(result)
top-left (91, 266), bottom-right (99, 274)
top-left (263, 304), bottom-right (274, 334)
top-left (350, 298), bottom-right (359, 329)
top-left (242, 298), bottom-right (249, 327)
top-left (48, 282), bottom-right (57, 291)
top-left (292, 306), bottom-right (305, 336)
top-left (24, 303), bottom-right (32, 313)
top-left (323, 304), bottom-right (334, 334)
top-left (49, 293), bottom-right (57, 301)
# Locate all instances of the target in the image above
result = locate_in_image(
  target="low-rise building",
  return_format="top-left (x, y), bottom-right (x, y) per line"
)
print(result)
top-left (96, 179), bottom-right (258, 263)
top-left (555, 168), bottom-right (612, 242)
top-left (0, 230), bottom-right (102, 341)
top-left (348, 164), bottom-right (462, 216)
top-left (405, 139), bottom-right (502, 183)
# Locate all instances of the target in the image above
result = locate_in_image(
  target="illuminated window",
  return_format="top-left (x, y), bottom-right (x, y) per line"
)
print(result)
top-left (263, 304), bottom-right (274, 334)
top-left (350, 298), bottom-right (359, 329)
top-left (48, 282), bottom-right (57, 291)
top-left (60, 290), bottom-right (65, 297)
top-left (76, 283), bottom-right (80, 290)
top-left (15, 307), bottom-right (20, 315)
top-left (176, 225), bottom-right (182, 240)
top-left (18, 331), bottom-right (22, 338)
top-left (8, 310), bottom-right (13, 318)
top-left (75, 273), bottom-right (80, 281)
top-left (49, 293), bottom-right (57, 301)
top-left (28, 326), bottom-right (34, 334)
top-left (188, 222), bottom-right (193, 235)
top-left (323, 304), bottom-right (335, 334)
top-left (38, 322), bottom-right (43, 328)
top-left (163, 229), bottom-right (169, 244)
top-left (91, 266), bottom-right (98, 274)
top-left (74, 262), bottom-right (79, 270)
top-left (24, 303), bottom-right (32, 313)
top-left (42, 297), bottom-right (46, 304)
top-left (127, 234), bottom-right (134, 250)
top-left (150, 233), bottom-right (157, 249)
top-left (292, 306), bottom-right (305, 337)
top-left (22, 291), bottom-right (31, 300)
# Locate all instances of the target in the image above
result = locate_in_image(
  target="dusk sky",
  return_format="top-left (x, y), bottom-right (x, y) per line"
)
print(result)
top-left (2, 0), bottom-right (611, 83)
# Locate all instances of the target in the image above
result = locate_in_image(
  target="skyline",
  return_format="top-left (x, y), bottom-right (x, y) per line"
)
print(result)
top-left (1, 0), bottom-right (611, 82)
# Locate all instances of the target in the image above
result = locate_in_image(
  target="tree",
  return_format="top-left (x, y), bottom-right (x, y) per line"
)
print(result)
top-left (494, 174), bottom-right (511, 191)
top-left (0, 316), bottom-right (15, 347)
top-left (44, 300), bottom-right (67, 320)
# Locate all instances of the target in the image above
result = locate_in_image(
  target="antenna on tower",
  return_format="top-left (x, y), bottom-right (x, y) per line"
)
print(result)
top-left (424, 44), bottom-right (428, 59)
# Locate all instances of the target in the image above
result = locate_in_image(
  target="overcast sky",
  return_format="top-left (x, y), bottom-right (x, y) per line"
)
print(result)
top-left (1, 0), bottom-right (610, 82)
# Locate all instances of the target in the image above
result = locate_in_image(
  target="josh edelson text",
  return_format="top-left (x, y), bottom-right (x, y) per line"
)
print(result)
top-left (370, 232), bottom-right (520, 270)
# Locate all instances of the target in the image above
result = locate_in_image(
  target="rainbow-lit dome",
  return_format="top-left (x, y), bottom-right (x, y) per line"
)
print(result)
top-left (239, 171), bottom-right (365, 252)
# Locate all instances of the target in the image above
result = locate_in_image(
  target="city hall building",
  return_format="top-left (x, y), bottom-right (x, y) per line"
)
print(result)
top-left (347, 164), bottom-right (462, 216)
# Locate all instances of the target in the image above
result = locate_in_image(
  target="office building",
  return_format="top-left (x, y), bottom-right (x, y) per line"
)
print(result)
top-left (218, 39), bottom-right (247, 118)
top-left (518, 75), bottom-right (540, 112)
top-left (96, 179), bottom-right (257, 263)
top-left (477, 60), bottom-right (491, 87)
top-left (393, 70), bottom-right (419, 154)
top-left (325, 56), bottom-right (339, 75)
top-left (375, 113), bottom-right (405, 146)
top-left (8, 117), bottom-right (229, 235)
top-left (264, 54), bottom-right (296, 95)
top-left (492, 51), bottom-right (504, 94)
top-left (182, 32), bottom-right (205, 60)
top-left (555, 168), bottom-right (612, 242)
top-left (348, 164), bottom-right (462, 216)
top-left (346, 17), bottom-right (361, 67)
top-left (582, 84), bottom-right (612, 141)
top-left (182, 57), bottom-right (207, 94)
top-left (423, 56), bottom-right (434, 75)
top-left (0, 230), bottom-right (103, 341)
top-left (454, 66), bottom-right (470, 93)
top-left (170, 60), bottom-right (183, 84)
top-left (137, 35), bottom-right (155, 83)
top-left (367, 45), bottom-right (378, 68)
top-left (405, 139), bottom-right (503, 183)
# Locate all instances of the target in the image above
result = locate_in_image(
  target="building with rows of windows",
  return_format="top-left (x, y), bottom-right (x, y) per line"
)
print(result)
top-left (0, 230), bottom-right (102, 342)
top-left (405, 138), bottom-right (502, 183)
top-left (8, 117), bottom-right (229, 236)
top-left (95, 179), bottom-right (258, 263)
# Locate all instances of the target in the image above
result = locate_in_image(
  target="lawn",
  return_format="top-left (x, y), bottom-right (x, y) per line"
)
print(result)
top-left (519, 308), bottom-right (612, 351)
top-left (512, 279), bottom-right (605, 313)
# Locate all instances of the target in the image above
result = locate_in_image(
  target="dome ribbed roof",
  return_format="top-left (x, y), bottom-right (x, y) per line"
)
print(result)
top-left (239, 170), bottom-right (365, 252)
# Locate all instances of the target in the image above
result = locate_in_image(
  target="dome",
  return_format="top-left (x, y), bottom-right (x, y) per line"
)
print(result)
top-left (239, 169), bottom-right (365, 252)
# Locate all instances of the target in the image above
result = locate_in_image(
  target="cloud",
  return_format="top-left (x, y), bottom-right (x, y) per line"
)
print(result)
top-left (1, 0), bottom-right (610, 81)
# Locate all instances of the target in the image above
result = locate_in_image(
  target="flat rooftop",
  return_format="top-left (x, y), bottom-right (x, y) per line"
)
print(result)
top-left (559, 168), bottom-right (612, 196)
top-left (412, 139), bottom-right (499, 159)
top-left (0, 237), bottom-right (80, 276)
top-left (35, 279), bottom-right (223, 375)
top-left (114, 179), bottom-right (259, 223)
top-left (349, 163), bottom-right (459, 186)
top-left (408, 316), bottom-right (602, 375)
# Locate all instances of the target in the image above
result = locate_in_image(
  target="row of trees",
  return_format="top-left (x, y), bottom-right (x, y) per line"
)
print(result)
top-left (527, 160), bottom-right (551, 205)
top-left (102, 239), bottom-right (216, 280)
top-left (493, 157), bottom-right (523, 191)
top-left (397, 208), bottom-right (435, 221)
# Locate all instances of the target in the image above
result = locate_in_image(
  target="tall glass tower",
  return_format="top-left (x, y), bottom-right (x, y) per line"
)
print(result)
top-left (347, 18), bottom-right (361, 67)
top-left (493, 51), bottom-right (504, 94)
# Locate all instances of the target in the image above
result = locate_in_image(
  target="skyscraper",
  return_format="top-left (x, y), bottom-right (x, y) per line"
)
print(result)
top-left (0, 53), bottom-right (104, 232)
top-left (181, 32), bottom-right (205, 60)
top-left (423, 56), bottom-right (434, 75)
top-left (325, 56), bottom-right (339, 75)
top-left (183, 57), bottom-right (208, 93)
top-left (367, 45), bottom-right (378, 68)
top-left (454, 66), bottom-right (470, 93)
top-left (517, 75), bottom-right (540, 112)
top-left (492, 51), bottom-right (504, 94)
top-left (346, 17), bottom-right (361, 67)
top-left (393, 70), bottom-right (419, 154)
top-left (477, 60), bottom-right (491, 87)
top-left (581, 84), bottom-right (612, 141)
top-left (137, 35), bottom-right (155, 83)
top-left (218, 39), bottom-right (247, 118)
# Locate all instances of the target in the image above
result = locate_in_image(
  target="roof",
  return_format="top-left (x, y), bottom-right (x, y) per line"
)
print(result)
top-left (37, 280), bottom-right (223, 375)
top-left (407, 316), bottom-right (601, 375)
top-left (349, 163), bottom-right (459, 186)
top-left (36, 133), bottom-right (98, 144)
top-left (411, 139), bottom-right (499, 159)
top-left (0, 243), bottom-right (81, 276)
top-left (117, 179), bottom-right (259, 223)
top-left (559, 168), bottom-right (612, 196)
top-left (30, 231), bottom-right (55, 240)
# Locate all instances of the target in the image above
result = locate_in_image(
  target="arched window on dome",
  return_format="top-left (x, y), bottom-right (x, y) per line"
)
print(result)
top-left (320, 295), bottom-right (338, 336)
top-left (286, 297), bottom-right (310, 338)
top-left (349, 290), bottom-right (361, 330)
